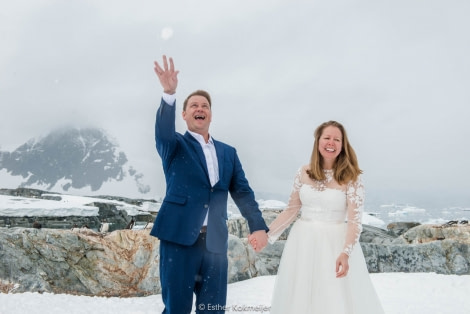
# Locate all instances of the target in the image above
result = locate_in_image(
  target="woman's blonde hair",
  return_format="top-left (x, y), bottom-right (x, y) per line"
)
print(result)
top-left (306, 120), bottom-right (362, 184)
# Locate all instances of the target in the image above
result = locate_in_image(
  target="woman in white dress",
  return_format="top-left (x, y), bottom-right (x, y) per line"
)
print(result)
top-left (251, 121), bottom-right (384, 314)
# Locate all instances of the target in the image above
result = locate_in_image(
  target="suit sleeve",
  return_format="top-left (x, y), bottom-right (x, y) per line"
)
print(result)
top-left (229, 150), bottom-right (269, 233)
top-left (155, 98), bottom-right (178, 165)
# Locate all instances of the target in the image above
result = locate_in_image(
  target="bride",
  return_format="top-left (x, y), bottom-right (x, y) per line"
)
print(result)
top-left (251, 121), bottom-right (384, 314)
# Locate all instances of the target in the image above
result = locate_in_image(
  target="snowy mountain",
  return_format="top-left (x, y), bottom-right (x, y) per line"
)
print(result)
top-left (0, 127), bottom-right (150, 195)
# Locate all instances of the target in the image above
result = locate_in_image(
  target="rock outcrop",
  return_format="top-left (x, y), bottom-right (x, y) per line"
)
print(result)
top-left (402, 223), bottom-right (470, 244)
top-left (1, 210), bottom-right (469, 297)
top-left (0, 226), bottom-right (281, 296)
top-left (360, 223), bottom-right (470, 275)
top-left (0, 228), bottom-right (160, 296)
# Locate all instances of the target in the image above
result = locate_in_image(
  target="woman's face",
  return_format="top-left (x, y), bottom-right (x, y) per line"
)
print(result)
top-left (318, 126), bottom-right (343, 166)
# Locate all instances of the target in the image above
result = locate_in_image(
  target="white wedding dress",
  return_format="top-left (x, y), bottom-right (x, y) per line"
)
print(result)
top-left (268, 166), bottom-right (384, 314)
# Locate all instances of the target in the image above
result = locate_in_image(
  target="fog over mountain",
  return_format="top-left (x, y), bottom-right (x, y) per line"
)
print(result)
top-left (0, 127), bottom-right (150, 195)
top-left (1, 1), bottom-right (469, 209)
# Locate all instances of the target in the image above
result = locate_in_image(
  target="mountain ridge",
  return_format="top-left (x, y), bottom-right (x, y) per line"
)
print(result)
top-left (0, 127), bottom-right (150, 194)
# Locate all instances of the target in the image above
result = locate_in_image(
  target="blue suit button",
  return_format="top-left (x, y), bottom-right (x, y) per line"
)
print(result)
top-left (204, 204), bottom-right (209, 208)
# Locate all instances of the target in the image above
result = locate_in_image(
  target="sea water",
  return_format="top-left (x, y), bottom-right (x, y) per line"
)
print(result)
top-left (365, 203), bottom-right (470, 226)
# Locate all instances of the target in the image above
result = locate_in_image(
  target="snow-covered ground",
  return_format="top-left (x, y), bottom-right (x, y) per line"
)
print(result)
top-left (0, 193), bottom-right (386, 228)
top-left (0, 193), bottom-right (160, 218)
top-left (1, 273), bottom-right (469, 314)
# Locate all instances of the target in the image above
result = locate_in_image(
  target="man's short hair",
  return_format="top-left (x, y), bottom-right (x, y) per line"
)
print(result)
top-left (183, 90), bottom-right (212, 111)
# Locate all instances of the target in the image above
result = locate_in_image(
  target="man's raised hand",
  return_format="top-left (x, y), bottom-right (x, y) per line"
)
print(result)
top-left (154, 55), bottom-right (179, 95)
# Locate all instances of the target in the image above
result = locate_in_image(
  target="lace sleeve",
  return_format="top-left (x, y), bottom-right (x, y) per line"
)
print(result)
top-left (267, 168), bottom-right (303, 244)
top-left (342, 175), bottom-right (365, 256)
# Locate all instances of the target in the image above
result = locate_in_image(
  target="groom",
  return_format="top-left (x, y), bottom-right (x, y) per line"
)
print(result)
top-left (150, 55), bottom-right (269, 314)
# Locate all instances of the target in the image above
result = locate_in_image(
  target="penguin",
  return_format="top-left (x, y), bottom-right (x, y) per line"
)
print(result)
top-left (71, 224), bottom-right (80, 232)
top-left (442, 220), bottom-right (458, 227)
top-left (125, 217), bottom-right (136, 230)
top-left (144, 217), bottom-right (154, 230)
top-left (99, 221), bottom-right (109, 233)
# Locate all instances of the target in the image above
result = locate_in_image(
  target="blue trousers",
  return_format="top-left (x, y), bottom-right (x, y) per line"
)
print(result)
top-left (160, 233), bottom-right (228, 314)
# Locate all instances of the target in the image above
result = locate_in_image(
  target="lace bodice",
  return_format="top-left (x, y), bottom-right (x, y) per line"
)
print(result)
top-left (267, 166), bottom-right (364, 256)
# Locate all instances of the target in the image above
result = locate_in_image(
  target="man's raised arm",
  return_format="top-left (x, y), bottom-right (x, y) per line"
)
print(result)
top-left (154, 55), bottom-right (179, 161)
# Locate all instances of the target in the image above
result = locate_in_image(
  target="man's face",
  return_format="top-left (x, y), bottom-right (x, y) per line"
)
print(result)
top-left (182, 95), bottom-right (212, 136)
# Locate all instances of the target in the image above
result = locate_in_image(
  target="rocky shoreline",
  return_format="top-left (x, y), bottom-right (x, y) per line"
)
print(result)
top-left (0, 188), bottom-right (469, 297)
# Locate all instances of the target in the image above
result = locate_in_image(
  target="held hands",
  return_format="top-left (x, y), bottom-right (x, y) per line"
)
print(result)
top-left (335, 252), bottom-right (350, 278)
top-left (248, 230), bottom-right (268, 253)
top-left (154, 55), bottom-right (179, 95)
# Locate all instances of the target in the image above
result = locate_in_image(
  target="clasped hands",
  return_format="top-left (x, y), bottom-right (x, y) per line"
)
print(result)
top-left (248, 230), bottom-right (268, 252)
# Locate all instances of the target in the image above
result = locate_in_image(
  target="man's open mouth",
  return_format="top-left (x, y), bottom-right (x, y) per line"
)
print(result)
top-left (195, 115), bottom-right (205, 120)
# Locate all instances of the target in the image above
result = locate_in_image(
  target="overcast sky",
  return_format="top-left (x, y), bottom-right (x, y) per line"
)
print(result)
top-left (1, 0), bottom-right (469, 208)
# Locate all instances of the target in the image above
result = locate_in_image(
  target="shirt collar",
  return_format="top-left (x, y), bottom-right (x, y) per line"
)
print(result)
top-left (188, 130), bottom-right (214, 145)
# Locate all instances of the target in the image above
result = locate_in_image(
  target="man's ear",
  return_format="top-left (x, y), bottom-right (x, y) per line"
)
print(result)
top-left (182, 110), bottom-right (187, 121)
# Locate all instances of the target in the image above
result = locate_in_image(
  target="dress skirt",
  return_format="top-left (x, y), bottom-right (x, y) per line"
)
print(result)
top-left (270, 219), bottom-right (384, 314)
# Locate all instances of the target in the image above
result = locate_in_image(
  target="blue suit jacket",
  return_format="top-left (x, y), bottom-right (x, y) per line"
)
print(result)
top-left (150, 99), bottom-right (268, 254)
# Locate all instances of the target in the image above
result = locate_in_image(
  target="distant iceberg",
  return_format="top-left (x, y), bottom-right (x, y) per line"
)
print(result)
top-left (257, 199), bottom-right (287, 210)
top-left (388, 206), bottom-right (426, 217)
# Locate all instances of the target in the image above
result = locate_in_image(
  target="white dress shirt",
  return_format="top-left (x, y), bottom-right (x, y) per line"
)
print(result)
top-left (162, 92), bottom-right (219, 226)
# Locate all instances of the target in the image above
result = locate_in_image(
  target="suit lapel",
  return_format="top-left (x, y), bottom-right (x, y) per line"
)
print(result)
top-left (184, 132), bottom-right (210, 182)
top-left (213, 139), bottom-right (225, 184)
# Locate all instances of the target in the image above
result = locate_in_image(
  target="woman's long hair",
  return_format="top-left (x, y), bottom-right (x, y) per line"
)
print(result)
top-left (306, 121), bottom-right (362, 184)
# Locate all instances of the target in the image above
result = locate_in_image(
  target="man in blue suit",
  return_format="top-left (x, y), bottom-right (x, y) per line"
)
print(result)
top-left (150, 55), bottom-right (269, 314)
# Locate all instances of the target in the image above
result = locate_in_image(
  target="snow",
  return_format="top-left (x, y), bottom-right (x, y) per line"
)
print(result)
top-left (1, 273), bottom-right (469, 314)
top-left (161, 27), bottom-right (174, 40)
top-left (0, 194), bottom-right (99, 217)
top-left (0, 193), bottom-right (383, 227)
top-left (362, 212), bottom-right (386, 228)
top-left (0, 194), bottom-right (160, 218)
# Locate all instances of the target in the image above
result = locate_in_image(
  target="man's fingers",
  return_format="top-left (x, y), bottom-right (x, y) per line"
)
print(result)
top-left (154, 61), bottom-right (162, 74)
top-left (154, 56), bottom-right (177, 77)
top-left (169, 57), bottom-right (175, 72)
top-left (163, 55), bottom-right (169, 71)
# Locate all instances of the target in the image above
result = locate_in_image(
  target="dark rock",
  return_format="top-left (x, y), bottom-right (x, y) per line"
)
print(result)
top-left (360, 224), bottom-right (398, 244)
top-left (387, 222), bottom-right (421, 237)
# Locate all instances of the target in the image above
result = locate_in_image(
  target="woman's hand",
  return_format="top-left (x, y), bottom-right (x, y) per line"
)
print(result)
top-left (335, 252), bottom-right (350, 278)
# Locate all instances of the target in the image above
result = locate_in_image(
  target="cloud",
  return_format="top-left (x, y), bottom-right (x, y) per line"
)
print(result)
top-left (0, 0), bottom-right (469, 207)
